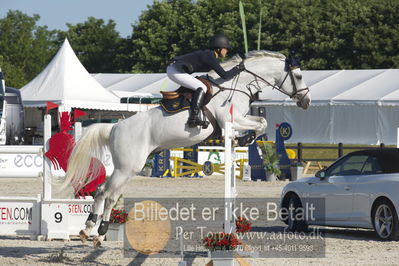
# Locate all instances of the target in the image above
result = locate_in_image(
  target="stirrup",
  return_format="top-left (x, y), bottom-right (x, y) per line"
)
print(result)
top-left (201, 119), bottom-right (209, 129)
top-left (187, 119), bottom-right (203, 128)
top-left (187, 117), bottom-right (209, 128)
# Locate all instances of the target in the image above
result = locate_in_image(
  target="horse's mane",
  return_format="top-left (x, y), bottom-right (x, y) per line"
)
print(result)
top-left (220, 50), bottom-right (286, 68)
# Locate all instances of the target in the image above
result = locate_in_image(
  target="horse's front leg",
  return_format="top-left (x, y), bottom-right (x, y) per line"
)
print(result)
top-left (245, 115), bottom-right (267, 132)
top-left (234, 115), bottom-right (267, 134)
top-left (231, 115), bottom-right (267, 146)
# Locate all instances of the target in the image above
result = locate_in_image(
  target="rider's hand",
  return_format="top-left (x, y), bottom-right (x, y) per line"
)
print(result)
top-left (237, 61), bottom-right (245, 71)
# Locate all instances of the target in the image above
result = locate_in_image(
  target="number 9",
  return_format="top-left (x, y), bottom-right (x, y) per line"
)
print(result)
top-left (55, 212), bottom-right (63, 223)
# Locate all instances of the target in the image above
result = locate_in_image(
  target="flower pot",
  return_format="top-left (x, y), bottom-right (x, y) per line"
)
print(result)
top-left (209, 251), bottom-right (234, 266)
top-left (265, 170), bottom-right (277, 182)
top-left (106, 223), bottom-right (124, 241)
top-left (144, 167), bottom-right (152, 176)
top-left (290, 165), bottom-right (304, 181)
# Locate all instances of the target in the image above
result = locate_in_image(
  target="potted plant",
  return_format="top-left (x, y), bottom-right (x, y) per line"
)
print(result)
top-left (106, 208), bottom-right (128, 241)
top-left (235, 216), bottom-right (252, 233)
top-left (203, 232), bottom-right (240, 266)
top-left (261, 143), bottom-right (281, 181)
top-left (142, 156), bottom-right (154, 176)
top-left (290, 161), bottom-right (304, 181)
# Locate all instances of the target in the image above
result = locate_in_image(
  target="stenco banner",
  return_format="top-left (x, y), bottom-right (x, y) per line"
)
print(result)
top-left (0, 198), bottom-right (41, 235)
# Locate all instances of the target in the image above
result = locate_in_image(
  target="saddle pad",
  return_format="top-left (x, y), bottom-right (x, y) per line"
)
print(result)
top-left (160, 96), bottom-right (190, 113)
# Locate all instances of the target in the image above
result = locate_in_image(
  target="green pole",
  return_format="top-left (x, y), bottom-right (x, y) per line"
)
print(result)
top-left (239, 1), bottom-right (248, 54)
top-left (257, 0), bottom-right (262, 50)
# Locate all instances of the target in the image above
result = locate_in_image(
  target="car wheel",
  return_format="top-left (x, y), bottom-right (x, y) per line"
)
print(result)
top-left (372, 199), bottom-right (399, 240)
top-left (286, 195), bottom-right (308, 232)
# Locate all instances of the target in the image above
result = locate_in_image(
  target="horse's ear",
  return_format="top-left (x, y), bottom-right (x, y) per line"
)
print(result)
top-left (292, 56), bottom-right (301, 67)
top-left (286, 50), bottom-right (300, 67)
top-left (238, 52), bottom-right (246, 60)
top-left (285, 54), bottom-right (291, 67)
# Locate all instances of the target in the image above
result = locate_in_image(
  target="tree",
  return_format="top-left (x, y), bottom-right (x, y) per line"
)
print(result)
top-left (1, 0), bottom-right (397, 85)
top-left (0, 10), bottom-right (57, 88)
top-left (129, 0), bottom-right (399, 72)
top-left (130, 0), bottom-right (196, 72)
top-left (0, 55), bottom-right (26, 88)
top-left (57, 17), bottom-right (126, 73)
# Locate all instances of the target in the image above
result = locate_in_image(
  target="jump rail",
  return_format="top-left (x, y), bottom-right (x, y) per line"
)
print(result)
top-left (0, 145), bottom-right (43, 178)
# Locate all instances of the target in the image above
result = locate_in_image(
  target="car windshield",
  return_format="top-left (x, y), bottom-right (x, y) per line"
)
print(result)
top-left (325, 154), bottom-right (386, 177)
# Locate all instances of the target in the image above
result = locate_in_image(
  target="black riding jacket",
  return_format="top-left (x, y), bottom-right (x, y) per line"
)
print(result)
top-left (172, 49), bottom-right (240, 80)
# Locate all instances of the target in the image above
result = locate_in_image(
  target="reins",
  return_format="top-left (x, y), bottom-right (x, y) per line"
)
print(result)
top-left (206, 60), bottom-right (309, 103)
top-left (207, 73), bottom-right (255, 103)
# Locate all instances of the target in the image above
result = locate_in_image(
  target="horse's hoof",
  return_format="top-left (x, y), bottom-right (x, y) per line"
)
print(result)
top-left (93, 236), bottom-right (102, 248)
top-left (237, 136), bottom-right (247, 146)
top-left (79, 230), bottom-right (89, 243)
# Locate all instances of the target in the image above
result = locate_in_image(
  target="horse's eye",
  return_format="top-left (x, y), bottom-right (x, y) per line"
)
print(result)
top-left (292, 95), bottom-right (300, 102)
top-left (294, 72), bottom-right (302, 79)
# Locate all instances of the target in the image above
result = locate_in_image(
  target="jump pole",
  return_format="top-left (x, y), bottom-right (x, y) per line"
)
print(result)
top-left (224, 121), bottom-right (236, 234)
top-left (43, 114), bottom-right (52, 200)
top-left (397, 128), bottom-right (399, 148)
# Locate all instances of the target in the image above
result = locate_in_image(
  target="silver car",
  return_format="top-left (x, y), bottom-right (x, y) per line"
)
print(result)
top-left (280, 148), bottom-right (399, 240)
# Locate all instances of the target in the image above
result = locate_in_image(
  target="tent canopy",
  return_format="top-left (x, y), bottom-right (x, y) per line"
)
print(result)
top-left (93, 72), bottom-right (204, 98)
top-left (92, 73), bottom-right (166, 98)
top-left (21, 39), bottom-right (127, 111)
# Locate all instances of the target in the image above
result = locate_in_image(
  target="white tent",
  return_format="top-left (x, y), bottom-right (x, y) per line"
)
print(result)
top-left (92, 73), bottom-right (178, 98)
top-left (94, 69), bottom-right (399, 145)
top-left (20, 39), bottom-right (127, 111)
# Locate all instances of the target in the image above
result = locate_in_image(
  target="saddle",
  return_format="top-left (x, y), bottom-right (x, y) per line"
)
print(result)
top-left (160, 77), bottom-right (213, 110)
top-left (160, 77), bottom-right (221, 138)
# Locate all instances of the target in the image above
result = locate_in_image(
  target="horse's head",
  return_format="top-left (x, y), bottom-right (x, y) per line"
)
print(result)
top-left (234, 51), bottom-right (311, 110)
top-left (282, 53), bottom-right (311, 109)
top-left (208, 50), bottom-right (311, 112)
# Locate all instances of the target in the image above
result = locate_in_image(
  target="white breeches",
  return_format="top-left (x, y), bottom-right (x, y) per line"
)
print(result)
top-left (167, 64), bottom-right (207, 92)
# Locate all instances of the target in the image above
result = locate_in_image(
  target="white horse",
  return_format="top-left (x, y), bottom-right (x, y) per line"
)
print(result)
top-left (63, 50), bottom-right (311, 247)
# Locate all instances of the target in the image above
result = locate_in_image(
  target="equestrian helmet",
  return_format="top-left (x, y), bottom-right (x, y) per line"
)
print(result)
top-left (209, 34), bottom-right (232, 49)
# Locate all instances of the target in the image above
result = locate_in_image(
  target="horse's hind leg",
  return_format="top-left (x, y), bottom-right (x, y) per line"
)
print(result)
top-left (93, 169), bottom-right (130, 248)
top-left (79, 183), bottom-right (106, 242)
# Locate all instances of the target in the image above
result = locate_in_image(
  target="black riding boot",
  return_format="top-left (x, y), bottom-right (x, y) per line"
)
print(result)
top-left (187, 88), bottom-right (208, 128)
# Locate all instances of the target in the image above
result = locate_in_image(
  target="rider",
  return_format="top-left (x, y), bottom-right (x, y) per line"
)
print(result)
top-left (167, 33), bottom-right (245, 128)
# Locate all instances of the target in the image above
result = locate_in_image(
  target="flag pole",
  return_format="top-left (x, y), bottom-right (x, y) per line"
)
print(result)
top-left (239, 1), bottom-right (248, 54)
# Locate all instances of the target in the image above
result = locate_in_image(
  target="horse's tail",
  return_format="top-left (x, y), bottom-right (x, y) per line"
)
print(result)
top-left (61, 123), bottom-right (114, 192)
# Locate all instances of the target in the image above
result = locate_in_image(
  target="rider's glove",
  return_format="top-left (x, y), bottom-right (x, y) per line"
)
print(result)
top-left (237, 61), bottom-right (245, 72)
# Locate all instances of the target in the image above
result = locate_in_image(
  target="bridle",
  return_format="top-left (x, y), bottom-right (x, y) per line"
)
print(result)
top-left (208, 58), bottom-right (310, 104)
top-left (245, 63), bottom-right (310, 102)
